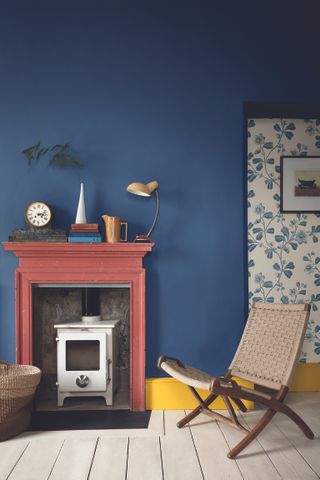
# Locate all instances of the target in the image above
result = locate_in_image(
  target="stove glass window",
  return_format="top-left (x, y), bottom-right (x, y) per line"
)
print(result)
top-left (66, 340), bottom-right (100, 371)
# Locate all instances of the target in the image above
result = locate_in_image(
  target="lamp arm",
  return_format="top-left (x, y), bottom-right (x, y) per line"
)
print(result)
top-left (146, 190), bottom-right (160, 238)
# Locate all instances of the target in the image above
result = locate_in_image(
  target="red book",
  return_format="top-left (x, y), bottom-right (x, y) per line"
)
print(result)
top-left (71, 223), bottom-right (99, 232)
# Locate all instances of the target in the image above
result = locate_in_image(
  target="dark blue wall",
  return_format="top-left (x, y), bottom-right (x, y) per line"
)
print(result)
top-left (1, 0), bottom-right (320, 377)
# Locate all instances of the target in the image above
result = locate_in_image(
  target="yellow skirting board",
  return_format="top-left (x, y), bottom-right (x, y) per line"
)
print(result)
top-left (146, 377), bottom-right (254, 410)
top-left (291, 363), bottom-right (320, 391)
top-left (146, 363), bottom-right (320, 410)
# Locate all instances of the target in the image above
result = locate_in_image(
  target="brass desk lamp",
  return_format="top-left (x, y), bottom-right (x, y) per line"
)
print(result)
top-left (126, 180), bottom-right (159, 242)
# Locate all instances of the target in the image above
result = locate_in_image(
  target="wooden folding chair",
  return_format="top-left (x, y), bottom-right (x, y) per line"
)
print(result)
top-left (158, 303), bottom-right (314, 459)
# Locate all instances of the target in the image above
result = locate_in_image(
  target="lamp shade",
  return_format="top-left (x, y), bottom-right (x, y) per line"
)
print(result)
top-left (126, 181), bottom-right (159, 197)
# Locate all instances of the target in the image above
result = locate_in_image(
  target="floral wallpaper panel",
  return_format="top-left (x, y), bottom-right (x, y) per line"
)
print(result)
top-left (248, 118), bottom-right (320, 363)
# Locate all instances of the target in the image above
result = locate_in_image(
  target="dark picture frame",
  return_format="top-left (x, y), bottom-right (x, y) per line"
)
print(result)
top-left (280, 156), bottom-right (320, 213)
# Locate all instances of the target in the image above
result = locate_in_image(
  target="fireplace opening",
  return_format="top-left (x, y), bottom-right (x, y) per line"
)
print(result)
top-left (32, 284), bottom-right (130, 411)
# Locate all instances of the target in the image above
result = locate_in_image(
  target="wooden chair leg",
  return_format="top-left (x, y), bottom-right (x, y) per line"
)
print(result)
top-left (230, 397), bottom-right (247, 412)
top-left (228, 409), bottom-right (276, 459)
top-left (177, 388), bottom-right (247, 430)
top-left (177, 392), bottom-right (217, 428)
top-left (222, 395), bottom-right (239, 425)
top-left (278, 403), bottom-right (314, 439)
top-left (177, 405), bottom-right (203, 428)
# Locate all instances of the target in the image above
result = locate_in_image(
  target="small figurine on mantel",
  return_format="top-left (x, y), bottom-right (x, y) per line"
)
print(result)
top-left (68, 182), bottom-right (101, 243)
top-left (8, 200), bottom-right (67, 242)
top-left (75, 182), bottom-right (87, 224)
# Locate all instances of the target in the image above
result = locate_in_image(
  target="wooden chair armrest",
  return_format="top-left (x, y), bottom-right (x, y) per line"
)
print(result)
top-left (157, 355), bottom-right (185, 369)
top-left (211, 376), bottom-right (239, 390)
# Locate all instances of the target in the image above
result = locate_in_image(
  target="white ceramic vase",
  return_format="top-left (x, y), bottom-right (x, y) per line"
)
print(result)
top-left (75, 182), bottom-right (87, 224)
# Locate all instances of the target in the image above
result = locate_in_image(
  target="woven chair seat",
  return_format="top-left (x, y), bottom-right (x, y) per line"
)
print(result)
top-left (160, 359), bottom-right (214, 390)
top-left (161, 359), bottom-right (273, 399)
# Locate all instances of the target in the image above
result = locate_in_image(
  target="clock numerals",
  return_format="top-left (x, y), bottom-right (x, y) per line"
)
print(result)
top-left (25, 202), bottom-right (52, 228)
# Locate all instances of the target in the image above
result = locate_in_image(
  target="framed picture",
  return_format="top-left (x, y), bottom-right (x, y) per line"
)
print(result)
top-left (280, 156), bottom-right (320, 213)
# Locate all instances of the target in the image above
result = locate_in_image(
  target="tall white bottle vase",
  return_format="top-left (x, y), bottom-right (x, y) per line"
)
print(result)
top-left (75, 182), bottom-right (87, 224)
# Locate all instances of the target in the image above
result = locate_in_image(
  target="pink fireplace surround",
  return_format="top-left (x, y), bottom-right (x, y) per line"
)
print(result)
top-left (3, 242), bottom-right (154, 411)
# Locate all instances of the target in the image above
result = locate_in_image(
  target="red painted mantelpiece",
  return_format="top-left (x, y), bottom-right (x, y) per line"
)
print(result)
top-left (3, 241), bottom-right (154, 411)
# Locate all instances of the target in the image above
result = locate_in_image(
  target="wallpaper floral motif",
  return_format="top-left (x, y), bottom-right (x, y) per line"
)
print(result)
top-left (247, 118), bottom-right (320, 363)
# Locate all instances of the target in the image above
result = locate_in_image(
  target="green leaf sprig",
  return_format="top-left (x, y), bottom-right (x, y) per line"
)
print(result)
top-left (22, 141), bottom-right (82, 168)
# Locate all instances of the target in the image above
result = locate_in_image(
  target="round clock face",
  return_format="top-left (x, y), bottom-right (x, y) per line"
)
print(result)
top-left (25, 201), bottom-right (52, 228)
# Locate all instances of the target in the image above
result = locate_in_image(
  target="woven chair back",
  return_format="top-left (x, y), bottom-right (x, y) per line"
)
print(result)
top-left (229, 303), bottom-right (310, 390)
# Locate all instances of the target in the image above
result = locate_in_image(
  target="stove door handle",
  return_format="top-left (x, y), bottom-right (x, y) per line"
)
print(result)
top-left (107, 359), bottom-right (112, 384)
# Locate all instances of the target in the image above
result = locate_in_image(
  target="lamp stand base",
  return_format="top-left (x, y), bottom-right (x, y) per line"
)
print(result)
top-left (134, 235), bottom-right (151, 243)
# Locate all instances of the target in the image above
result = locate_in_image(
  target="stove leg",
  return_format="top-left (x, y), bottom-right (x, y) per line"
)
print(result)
top-left (57, 391), bottom-right (66, 407)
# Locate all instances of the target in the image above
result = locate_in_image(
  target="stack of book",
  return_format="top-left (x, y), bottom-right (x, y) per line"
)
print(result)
top-left (68, 223), bottom-right (102, 243)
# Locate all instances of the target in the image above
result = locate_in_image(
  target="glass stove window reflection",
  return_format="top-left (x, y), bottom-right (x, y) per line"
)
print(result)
top-left (66, 340), bottom-right (100, 371)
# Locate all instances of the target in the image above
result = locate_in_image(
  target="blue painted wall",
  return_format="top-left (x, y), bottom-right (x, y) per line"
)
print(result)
top-left (1, 1), bottom-right (320, 376)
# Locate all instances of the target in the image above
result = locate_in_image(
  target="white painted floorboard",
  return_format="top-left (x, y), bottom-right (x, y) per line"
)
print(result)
top-left (241, 410), bottom-right (318, 480)
top-left (0, 441), bottom-right (29, 480)
top-left (0, 393), bottom-right (319, 480)
top-left (88, 437), bottom-right (128, 480)
top-left (161, 410), bottom-right (203, 480)
top-left (49, 438), bottom-right (97, 480)
top-left (217, 413), bottom-right (282, 480)
top-left (272, 400), bottom-right (320, 477)
top-left (5, 439), bottom-right (63, 480)
top-left (126, 436), bottom-right (163, 480)
top-left (188, 411), bottom-right (243, 480)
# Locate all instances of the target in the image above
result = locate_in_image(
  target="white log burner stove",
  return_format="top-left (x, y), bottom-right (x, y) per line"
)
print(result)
top-left (54, 320), bottom-right (119, 407)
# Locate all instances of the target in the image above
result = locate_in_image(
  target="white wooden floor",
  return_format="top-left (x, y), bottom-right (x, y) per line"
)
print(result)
top-left (0, 393), bottom-right (319, 480)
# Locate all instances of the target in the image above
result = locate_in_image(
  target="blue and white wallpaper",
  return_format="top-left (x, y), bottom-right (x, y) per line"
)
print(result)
top-left (248, 118), bottom-right (320, 363)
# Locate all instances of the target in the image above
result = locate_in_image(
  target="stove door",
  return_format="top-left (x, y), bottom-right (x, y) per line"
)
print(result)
top-left (57, 332), bottom-right (107, 392)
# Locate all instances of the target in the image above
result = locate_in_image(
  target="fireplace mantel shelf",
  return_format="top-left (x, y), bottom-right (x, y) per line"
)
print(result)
top-left (2, 241), bottom-right (154, 269)
top-left (2, 241), bottom-right (154, 410)
top-left (3, 241), bottom-right (154, 256)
